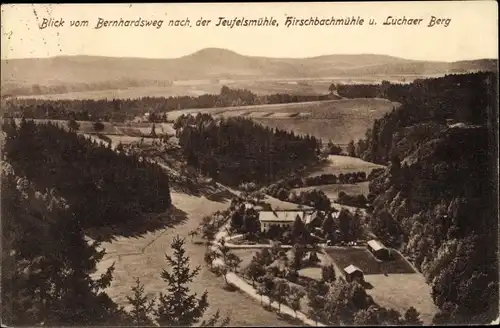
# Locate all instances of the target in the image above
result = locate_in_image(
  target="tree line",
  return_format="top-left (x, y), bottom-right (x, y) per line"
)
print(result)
top-left (3, 85), bottom-right (331, 122)
top-left (3, 78), bottom-right (175, 98)
top-left (2, 118), bottom-right (172, 229)
top-left (267, 168), bottom-right (383, 191)
top-left (174, 113), bottom-right (321, 186)
top-left (360, 72), bottom-right (498, 324)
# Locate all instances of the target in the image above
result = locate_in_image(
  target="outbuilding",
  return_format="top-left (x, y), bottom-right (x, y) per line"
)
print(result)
top-left (344, 264), bottom-right (364, 282)
top-left (367, 239), bottom-right (391, 261)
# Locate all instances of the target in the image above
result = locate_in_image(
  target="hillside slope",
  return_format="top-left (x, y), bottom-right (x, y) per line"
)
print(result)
top-left (1, 48), bottom-right (497, 96)
top-left (359, 72), bottom-right (498, 324)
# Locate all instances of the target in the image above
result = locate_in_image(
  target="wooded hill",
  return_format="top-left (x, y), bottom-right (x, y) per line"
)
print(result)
top-left (355, 72), bottom-right (498, 324)
top-left (1, 119), bottom-right (172, 229)
top-left (174, 113), bottom-right (321, 186)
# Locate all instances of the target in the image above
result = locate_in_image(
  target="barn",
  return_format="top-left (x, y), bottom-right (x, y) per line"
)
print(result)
top-left (367, 239), bottom-right (391, 261)
top-left (344, 264), bottom-right (364, 282)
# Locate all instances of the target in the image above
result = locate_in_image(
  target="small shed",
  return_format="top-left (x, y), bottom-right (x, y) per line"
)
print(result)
top-left (367, 239), bottom-right (391, 261)
top-left (344, 265), bottom-right (364, 282)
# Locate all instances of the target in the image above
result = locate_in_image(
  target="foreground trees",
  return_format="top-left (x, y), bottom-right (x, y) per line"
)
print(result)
top-left (1, 173), bottom-right (129, 326)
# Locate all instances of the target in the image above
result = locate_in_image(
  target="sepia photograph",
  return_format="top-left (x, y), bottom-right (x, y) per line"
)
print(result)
top-left (1, 2), bottom-right (498, 327)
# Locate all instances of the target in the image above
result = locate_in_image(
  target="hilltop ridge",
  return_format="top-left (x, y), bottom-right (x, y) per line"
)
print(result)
top-left (1, 48), bottom-right (497, 97)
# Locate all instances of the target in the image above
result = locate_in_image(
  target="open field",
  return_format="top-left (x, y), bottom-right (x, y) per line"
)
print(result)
top-left (12, 98), bottom-right (396, 144)
top-left (104, 135), bottom-right (154, 145)
top-left (11, 80), bottom-right (327, 100)
top-left (294, 182), bottom-right (370, 201)
top-left (9, 73), bottom-right (421, 100)
top-left (167, 98), bottom-right (397, 143)
top-left (91, 190), bottom-right (301, 327)
top-left (325, 247), bottom-right (415, 275)
top-left (364, 274), bottom-right (438, 324)
top-left (13, 118), bottom-right (176, 139)
top-left (324, 247), bottom-right (436, 323)
top-left (263, 195), bottom-right (310, 211)
top-left (309, 155), bottom-right (386, 176)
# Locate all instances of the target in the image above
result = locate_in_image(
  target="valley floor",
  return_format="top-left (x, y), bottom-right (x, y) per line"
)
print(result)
top-left (92, 191), bottom-right (300, 326)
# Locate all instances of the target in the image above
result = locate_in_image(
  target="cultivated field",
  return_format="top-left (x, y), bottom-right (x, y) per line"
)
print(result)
top-left (325, 247), bottom-right (415, 275)
top-left (11, 76), bottom-right (415, 101)
top-left (167, 98), bottom-right (398, 144)
top-left (325, 247), bottom-right (436, 323)
top-left (309, 155), bottom-right (385, 176)
top-left (263, 195), bottom-right (310, 211)
top-left (363, 274), bottom-right (438, 324)
top-left (13, 97), bottom-right (396, 144)
top-left (294, 182), bottom-right (370, 201)
top-left (13, 119), bottom-right (176, 139)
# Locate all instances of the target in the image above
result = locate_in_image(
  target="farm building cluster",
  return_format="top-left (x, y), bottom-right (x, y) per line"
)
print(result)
top-left (255, 208), bottom-right (393, 275)
top-left (342, 239), bottom-right (392, 283)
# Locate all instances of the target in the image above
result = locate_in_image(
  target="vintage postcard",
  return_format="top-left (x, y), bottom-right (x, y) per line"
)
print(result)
top-left (1, 2), bottom-right (498, 327)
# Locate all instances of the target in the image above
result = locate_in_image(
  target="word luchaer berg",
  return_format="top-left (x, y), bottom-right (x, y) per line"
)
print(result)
top-left (215, 17), bottom-right (278, 28)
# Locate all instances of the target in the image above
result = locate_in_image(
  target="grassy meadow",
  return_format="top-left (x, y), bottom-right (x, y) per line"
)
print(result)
top-left (167, 98), bottom-right (398, 144)
top-left (294, 182), bottom-right (371, 202)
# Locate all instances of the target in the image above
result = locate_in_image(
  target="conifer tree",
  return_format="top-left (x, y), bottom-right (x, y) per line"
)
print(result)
top-left (126, 278), bottom-right (156, 326)
top-left (155, 235), bottom-right (209, 326)
top-left (404, 307), bottom-right (423, 325)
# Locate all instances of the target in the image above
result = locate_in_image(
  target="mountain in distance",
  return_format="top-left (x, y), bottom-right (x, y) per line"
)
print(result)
top-left (1, 48), bottom-right (497, 96)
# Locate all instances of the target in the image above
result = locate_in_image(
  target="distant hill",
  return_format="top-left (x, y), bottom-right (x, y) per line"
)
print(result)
top-left (1, 48), bottom-right (497, 96)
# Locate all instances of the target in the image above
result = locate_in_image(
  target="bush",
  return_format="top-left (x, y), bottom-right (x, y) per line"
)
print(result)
top-left (93, 121), bottom-right (105, 132)
top-left (337, 193), bottom-right (368, 208)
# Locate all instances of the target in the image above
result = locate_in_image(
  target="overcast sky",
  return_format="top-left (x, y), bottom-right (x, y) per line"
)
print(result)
top-left (1, 2), bottom-right (498, 61)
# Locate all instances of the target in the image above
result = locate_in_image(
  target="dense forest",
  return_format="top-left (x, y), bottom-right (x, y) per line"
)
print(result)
top-left (351, 73), bottom-right (494, 164)
top-left (174, 113), bottom-right (321, 186)
top-left (1, 169), bottom-right (131, 325)
top-left (3, 86), bottom-right (332, 122)
top-left (2, 118), bottom-right (172, 228)
top-left (357, 72), bottom-right (498, 324)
